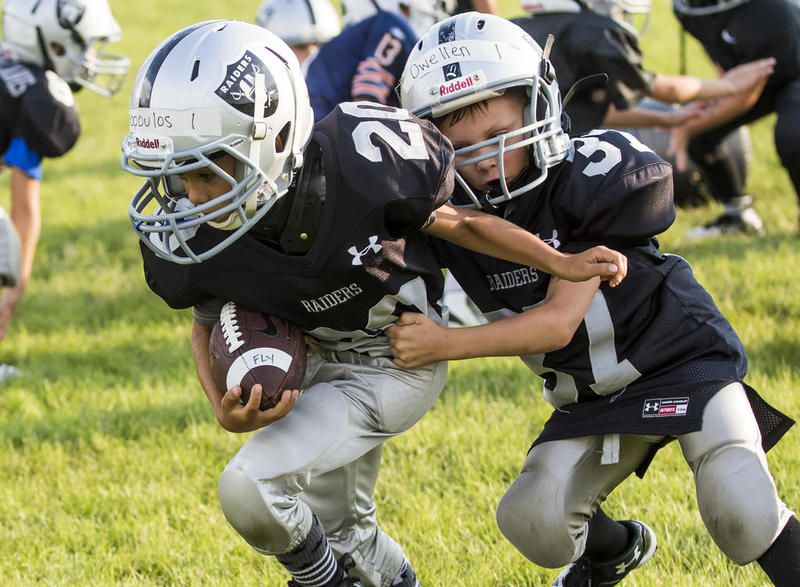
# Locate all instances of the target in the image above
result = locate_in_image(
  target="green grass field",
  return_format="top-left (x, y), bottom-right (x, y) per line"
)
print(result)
top-left (0, 0), bottom-right (797, 585)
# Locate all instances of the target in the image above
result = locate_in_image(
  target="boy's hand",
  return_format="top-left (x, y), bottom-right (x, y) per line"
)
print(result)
top-left (386, 312), bottom-right (446, 369)
top-left (559, 246), bottom-right (628, 287)
top-left (216, 384), bottom-right (299, 433)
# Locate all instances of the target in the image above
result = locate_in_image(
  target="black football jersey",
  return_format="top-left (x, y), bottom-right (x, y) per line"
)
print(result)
top-left (432, 130), bottom-right (752, 438)
top-left (0, 57), bottom-right (80, 159)
top-left (676, 0), bottom-right (800, 88)
top-left (513, 13), bottom-right (655, 134)
top-left (140, 103), bottom-right (453, 356)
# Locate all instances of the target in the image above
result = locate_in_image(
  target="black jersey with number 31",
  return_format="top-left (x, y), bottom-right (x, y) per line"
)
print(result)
top-left (433, 130), bottom-right (752, 439)
top-left (140, 103), bottom-right (453, 356)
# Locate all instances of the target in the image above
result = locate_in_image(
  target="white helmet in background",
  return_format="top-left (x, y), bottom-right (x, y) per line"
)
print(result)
top-left (585, 0), bottom-right (651, 35)
top-left (342, 0), bottom-right (455, 37)
top-left (2, 0), bottom-right (129, 96)
top-left (672, 0), bottom-right (750, 15)
top-left (122, 20), bottom-right (314, 264)
top-left (256, 0), bottom-right (342, 45)
top-left (400, 12), bottom-right (569, 208)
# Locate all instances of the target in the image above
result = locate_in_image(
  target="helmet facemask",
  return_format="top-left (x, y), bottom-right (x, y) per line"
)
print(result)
top-left (585, 0), bottom-right (652, 36)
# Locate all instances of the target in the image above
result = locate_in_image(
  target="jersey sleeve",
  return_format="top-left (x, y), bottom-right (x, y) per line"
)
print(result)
top-left (351, 14), bottom-right (416, 106)
top-left (319, 104), bottom-right (455, 238)
top-left (556, 130), bottom-right (675, 250)
top-left (18, 71), bottom-right (80, 158)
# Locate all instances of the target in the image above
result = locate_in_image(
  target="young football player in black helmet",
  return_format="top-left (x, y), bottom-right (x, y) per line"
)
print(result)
top-left (122, 20), bottom-right (627, 587)
top-left (395, 12), bottom-right (799, 586)
top-left (670, 0), bottom-right (800, 238)
top-left (0, 0), bottom-right (128, 375)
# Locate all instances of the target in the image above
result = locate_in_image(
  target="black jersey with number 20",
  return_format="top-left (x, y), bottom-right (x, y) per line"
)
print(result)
top-left (140, 103), bottom-right (454, 356)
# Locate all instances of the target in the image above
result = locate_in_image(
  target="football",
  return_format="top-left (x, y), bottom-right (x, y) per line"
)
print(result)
top-left (209, 302), bottom-right (307, 410)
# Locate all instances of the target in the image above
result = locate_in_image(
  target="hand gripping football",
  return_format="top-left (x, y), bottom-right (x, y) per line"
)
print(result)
top-left (209, 302), bottom-right (307, 410)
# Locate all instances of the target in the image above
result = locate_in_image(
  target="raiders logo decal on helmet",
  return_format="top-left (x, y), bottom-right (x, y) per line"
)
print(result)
top-left (215, 51), bottom-right (279, 118)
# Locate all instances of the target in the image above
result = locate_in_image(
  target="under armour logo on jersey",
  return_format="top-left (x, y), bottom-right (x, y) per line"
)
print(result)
top-left (643, 401), bottom-right (660, 414)
top-left (348, 236), bottom-right (382, 266)
top-left (537, 229), bottom-right (561, 249)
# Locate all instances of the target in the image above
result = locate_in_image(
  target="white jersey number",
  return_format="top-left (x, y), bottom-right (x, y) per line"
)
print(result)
top-left (341, 102), bottom-right (430, 163)
top-left (572, 129), bottom-right (654, 178)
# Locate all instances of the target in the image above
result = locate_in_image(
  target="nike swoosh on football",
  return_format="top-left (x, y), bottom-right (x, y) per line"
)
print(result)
top-left (721, 29), bottom-right (737, 44)
top-left (257, 314), bottom-right (278, 336)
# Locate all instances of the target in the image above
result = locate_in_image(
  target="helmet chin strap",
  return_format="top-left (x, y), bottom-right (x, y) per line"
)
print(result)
top-left (208, 72), bottom-right (271, 231)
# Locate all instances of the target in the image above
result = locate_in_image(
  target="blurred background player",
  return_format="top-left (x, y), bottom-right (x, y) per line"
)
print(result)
top-left (0, 0), bottom-right (128, 376)
top-left (289, 0), bottom-right (437, 121)
top-left (256, 0), bottom-right (342, 64)
top-left (671, 0), bottom-right (800, 238)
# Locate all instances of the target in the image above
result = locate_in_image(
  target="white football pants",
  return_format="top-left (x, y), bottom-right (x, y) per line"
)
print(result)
top-left (217, 347), bottom-right (447, 587)
top-left (496, 382), bottom-right (793, 567)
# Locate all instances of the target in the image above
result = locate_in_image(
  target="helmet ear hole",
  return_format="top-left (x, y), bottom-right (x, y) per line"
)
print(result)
top-left (50, 42), bottom-right (66, 57)
top-left (277, 122), bottom-right (291, 154)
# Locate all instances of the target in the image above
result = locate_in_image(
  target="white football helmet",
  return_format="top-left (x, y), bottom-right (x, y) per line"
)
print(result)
top-left (122, 20), bottom-right (314, 265)
top-left (400, 12), bottom-right (569, 208)
top-left (584, 0), bottom-right (651, 35)
top-left (256, 0), bottom-right (342, 45)
top-left (342, 0), bottom-right (455, 37)
top-left (1, 0), bottom-right (128, 97)
top-left (672, 0), bottom-right (750, 15)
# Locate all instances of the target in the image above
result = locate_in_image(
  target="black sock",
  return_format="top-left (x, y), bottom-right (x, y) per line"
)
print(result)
top-left (583, 508), bottom-right (631, 561)
top-left (757, 516), bottom-right (800, 587)
top-left (276, 515), bottom-right (346, 587)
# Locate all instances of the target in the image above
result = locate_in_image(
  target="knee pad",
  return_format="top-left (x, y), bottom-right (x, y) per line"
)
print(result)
top-left (496, 471), bottom-right (584, 568)
top-left (695, 443), bottom-right (789, 564)
top-left (218, 468), bottom-right (303, 554)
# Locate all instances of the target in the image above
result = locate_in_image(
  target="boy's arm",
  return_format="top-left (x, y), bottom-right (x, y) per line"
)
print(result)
top-left (649, 58), bottom-right (774, 104)
top-left (191, 320), bottom-right (298, 433)
top-left (423, 203), bottom-right (627, 286)
top-left (387, 277), bottom-right (598, 368)
top-left (0, 167), bottom-right (41, 340)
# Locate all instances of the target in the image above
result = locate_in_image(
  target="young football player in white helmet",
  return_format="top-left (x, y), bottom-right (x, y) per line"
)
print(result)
top-left (0, 0), bottom-right (128, 374)
top-left (122, 19), bottom-right (628, 587)
top-left (256, 0), bottom-right (342, 64)
top-left (670, 0), bottom-right (800, 238)
top-left (512, 0), bottom-right (775, 238)
top-left (393, 12), bottom-right (800, 586)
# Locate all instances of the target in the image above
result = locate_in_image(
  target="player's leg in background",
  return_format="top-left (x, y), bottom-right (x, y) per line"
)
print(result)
top-left (495, 434), bottom-right (660, 584)
top-left (678, 382), bottom-right (800, 586)
top-left (684, 95), bottom-right (776, 239)
top-left (217, 349), bottom-right (447, 587)
top-left (772, 77), bottom-right (800, 232)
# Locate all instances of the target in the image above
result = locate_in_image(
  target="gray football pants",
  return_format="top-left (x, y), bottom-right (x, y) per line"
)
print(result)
top-left (496, 383), bottom-right (793, 567)
top-left (217, 348), bottom-right (448, 587)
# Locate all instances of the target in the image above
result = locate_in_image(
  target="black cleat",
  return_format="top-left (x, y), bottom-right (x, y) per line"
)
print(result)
top-left (552, 520), bottom-right (657, 586)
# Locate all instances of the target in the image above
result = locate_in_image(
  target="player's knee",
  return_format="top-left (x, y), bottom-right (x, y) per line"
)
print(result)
top-left (496, 473), bottom-right (579, 568)
top-left (218, 468), bottom-right (294, 554)
top-left (696, 444), bottom-right (787, 564)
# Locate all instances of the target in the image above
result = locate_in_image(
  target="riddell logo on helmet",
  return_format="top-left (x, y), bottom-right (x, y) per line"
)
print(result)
top-left (135, 137), bottom-right (160, 149)
top-left (438, 75), bottom-right (474, 96)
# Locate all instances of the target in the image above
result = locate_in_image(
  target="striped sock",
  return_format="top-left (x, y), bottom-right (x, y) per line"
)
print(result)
top-left (276, 515), bottom-right (345, 587)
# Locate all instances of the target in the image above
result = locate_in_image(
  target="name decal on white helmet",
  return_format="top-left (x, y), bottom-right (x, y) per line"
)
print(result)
top-left (406, 41), bottom-right (526, 81)
top-left (215, 50), bottom-right (278, 117)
